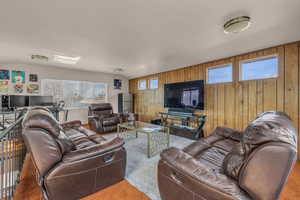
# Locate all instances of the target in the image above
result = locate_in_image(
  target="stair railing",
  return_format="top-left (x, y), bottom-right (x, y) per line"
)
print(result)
top-left (0, 116), bottom-right (26, 200)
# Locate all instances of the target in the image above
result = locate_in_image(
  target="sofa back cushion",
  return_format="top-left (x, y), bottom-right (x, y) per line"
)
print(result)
top-left (243, 111), bottom-right (297, 149)
top-left (89, 103), bottom-right (113, 116)
top-left (22, 109), bottom-right (61, 137)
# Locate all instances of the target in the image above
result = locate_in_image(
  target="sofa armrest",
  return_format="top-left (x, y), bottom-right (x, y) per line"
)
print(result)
top-left (61, 120), bottom-right (82, 128)
top-left (88, 115), bottom-right (103, 131)
top-left (88, 115), bottom-right (100, 120)
top-left (63, 137), bottom-right (125, 162)
top-left (160, 147), bottom-right (203, 175)
top-left (213, 126), bottom-right (243, 141)
top-left (238, 142), bottom-right (297, 200)
top-left (115, 113), bottom-right (124, 123)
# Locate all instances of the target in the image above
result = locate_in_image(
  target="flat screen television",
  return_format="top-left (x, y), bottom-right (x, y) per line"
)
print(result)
top-left (9, 95), bottom-right (29, 108)
top-left (29, 96), bottom-right (54, 106)
top-left (164, 80), bottom-right (204, 110)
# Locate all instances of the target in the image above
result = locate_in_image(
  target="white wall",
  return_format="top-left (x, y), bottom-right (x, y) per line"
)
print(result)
top-left (0, 64), bottom-right (128, 112)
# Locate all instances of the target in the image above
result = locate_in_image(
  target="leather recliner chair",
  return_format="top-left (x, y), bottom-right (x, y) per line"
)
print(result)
top-left (22, 108), bottom-right (126, 200)
top-left (158, 111), bottom-right (298, 200)
top-left (88, 103), bottom-right (122, 134)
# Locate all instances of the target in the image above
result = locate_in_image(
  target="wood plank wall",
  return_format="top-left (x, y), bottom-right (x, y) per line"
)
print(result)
top-left (129, 41), bottom-right (300, 158)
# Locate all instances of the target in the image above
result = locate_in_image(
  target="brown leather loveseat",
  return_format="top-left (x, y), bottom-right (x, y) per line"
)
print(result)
top-left (22, 108), bottom-right (126, 200)
top-left (158, 111), bottom-right (298, 200)
top-left (88, 103), bottom-right (122, 134)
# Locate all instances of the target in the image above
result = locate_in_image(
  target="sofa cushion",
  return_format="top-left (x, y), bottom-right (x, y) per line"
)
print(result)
top-left (77, 126), bottom-right (97, 136)
top-left (160, 147), bottom-right (251, 200)
top-left (56, 131), bottom-right (75, 154)
top-left (73, 138), bottom-right (97, 149)
top-left (102, 117), bottom-right (119, 126)
top-left (196, 147), bottom-right (228, 169)
top-left (89, 135), bottom-right (106, 144)
top-left (103, 125), bottom-right (117, 133)
top-left (64, 128), bottom-right (87, 141)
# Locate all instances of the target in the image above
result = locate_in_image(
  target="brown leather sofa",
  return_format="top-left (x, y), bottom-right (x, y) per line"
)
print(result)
top-left (22, 108), bottom-right (126, 200)
top-left (88, 103), bottom-right (122, 134)
top-left (158, 111), bottom-right (298, 200)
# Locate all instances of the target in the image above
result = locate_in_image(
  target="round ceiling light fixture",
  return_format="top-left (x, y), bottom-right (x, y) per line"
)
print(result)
top-left (224, 16), bottom-right (251, 34)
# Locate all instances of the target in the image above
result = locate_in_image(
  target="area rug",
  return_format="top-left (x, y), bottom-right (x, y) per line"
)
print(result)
top-left (105, 133), bottom-right (194, 200)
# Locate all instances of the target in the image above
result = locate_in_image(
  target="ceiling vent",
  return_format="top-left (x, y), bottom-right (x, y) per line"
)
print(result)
top-left (31, 54), bottom-right (49, 62)
top-left (114, 68), bottom-right (124, 73)
top-left (224, 16), bottom-right (251, 34)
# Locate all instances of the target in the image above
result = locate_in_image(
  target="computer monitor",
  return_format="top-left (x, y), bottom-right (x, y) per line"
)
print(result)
top-left (29, 96), bottom-right (54, 106)
top-left (9, 95), bottom-right (29, 108)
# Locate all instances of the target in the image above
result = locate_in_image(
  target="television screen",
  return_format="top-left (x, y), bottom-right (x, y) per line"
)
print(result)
top-left (29, 96), bottom-right (53, 106)
top-left (9, 95), bottom-right (29, 107)
top-left (164, 80), bottom-right (204, 110)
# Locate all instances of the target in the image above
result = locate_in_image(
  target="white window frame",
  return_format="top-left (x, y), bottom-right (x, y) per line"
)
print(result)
top-left (239, 55), bottom-right (279, 81)
top-left (206, 63), bottom-right (233, 84)
top-left (149, 78), bottom-right (159, 89)
top-left (138, 79), bottom-right (147, 90)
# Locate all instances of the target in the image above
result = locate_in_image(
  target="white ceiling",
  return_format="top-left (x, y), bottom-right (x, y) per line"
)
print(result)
top-left (0, 0), bottom-right (300, 78)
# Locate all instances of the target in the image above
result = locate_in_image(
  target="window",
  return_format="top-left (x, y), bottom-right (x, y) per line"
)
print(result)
top-left (41, 79), bottom-right (107, 107)
top-left (138, 80), bottom-right (147, 90)
top-left (207, 64), bottom-right (233, 84)
top-left (149, 78), bottom-right (159, 89)
top-left (240, 56), bottom-right (278, 81)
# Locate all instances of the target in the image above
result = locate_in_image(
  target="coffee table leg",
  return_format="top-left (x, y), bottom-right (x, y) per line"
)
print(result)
top-left (147, 133), bottom-right (150, 158)
top-left (117, 124), bottom-right (122, 138)
top-left (167, 127), bottom-right (170, 147)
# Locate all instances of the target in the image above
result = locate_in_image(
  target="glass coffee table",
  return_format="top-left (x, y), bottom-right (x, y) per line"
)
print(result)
top-left (117, 121), bottom-right (170, 158)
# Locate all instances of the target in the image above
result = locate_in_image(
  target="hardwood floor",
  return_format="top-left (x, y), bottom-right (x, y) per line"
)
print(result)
top-left (15, 154), bottom-right (300, 200)
top-left (280, 160), bottom-right (300, 200)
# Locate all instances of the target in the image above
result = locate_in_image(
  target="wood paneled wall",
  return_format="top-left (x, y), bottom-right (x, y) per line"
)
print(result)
top-left (129, 41), bottom-right (300, 158)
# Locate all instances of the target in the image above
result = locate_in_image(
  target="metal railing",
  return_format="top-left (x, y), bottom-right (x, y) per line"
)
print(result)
top-left (0, 116), bottom-right (26, 200)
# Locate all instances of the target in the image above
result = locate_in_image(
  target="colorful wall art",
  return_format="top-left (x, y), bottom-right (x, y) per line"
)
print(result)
top-left (0, 70), bottom-right (10, 80)
top-left (12, 70), bottom-right (25, 84)
top-left (0, 80), bottom-right (9, 92)
top-left (14, 84), bottom-right (24, 93)
top-left (27, 84), bottom-right (39, 94)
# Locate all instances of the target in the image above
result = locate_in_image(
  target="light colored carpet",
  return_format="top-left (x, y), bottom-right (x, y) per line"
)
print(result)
top-left (105, 133), bottom-right (194, 200)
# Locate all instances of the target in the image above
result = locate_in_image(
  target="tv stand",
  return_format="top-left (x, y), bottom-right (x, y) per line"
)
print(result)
top-left (159, 109), bottom-right (206, 140)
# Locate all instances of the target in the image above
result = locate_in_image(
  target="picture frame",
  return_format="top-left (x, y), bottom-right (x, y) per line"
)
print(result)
top-left (29, 74), bottom-right (38, 82)
top-left (114, 79), bottom-right (122, 89)
top-left (0, 70), bottom-right (10, 80)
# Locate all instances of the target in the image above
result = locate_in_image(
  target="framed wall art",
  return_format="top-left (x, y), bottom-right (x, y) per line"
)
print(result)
top-left (29, 74), bottom-right (38, 82)
top-left (12, 70), bottom-right (25, 84)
